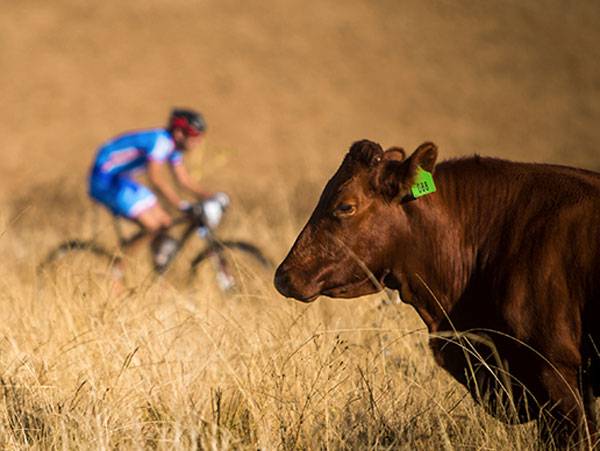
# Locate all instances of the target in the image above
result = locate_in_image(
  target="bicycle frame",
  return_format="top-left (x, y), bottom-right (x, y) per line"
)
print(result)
top-left (116, 206), bottom-right (222, 275)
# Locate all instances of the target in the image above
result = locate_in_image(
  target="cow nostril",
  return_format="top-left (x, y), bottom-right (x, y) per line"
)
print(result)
top-left (274, 266), bottom-right (290, 295)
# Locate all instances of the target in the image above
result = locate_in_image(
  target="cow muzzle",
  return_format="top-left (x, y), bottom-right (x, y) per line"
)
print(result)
top-left (273, 264), bottom-right (320, 303)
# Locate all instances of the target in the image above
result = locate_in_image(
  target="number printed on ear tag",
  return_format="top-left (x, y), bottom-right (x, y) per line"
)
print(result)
top-left (411, 167), bottom-right (436, 198)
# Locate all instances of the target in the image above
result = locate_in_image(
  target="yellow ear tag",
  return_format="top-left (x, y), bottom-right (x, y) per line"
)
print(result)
top-left (411, 167), bottom-right (436, 198)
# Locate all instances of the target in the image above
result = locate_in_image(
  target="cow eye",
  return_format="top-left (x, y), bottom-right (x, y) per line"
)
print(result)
top-left (334, 202), bottom-right (357, 217)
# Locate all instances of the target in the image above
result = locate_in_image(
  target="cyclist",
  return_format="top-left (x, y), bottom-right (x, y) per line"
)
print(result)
top-left (88, 108), bottom-right (217, 272)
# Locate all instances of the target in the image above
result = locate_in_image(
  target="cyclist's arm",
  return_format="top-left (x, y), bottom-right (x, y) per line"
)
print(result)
top-left (171, 162), bottom-right (211, 201)
top-left (147, 160), bottom-right (186, 209)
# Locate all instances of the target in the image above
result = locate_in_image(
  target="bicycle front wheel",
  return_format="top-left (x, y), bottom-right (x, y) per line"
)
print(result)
top-left (189, 240), bottom-right (273, 296)
top-left (37, 240), bottom-right (122, 296)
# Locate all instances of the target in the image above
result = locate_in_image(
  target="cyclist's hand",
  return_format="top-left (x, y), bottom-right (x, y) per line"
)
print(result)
top-left (212, 192), bottom-right (230, 211)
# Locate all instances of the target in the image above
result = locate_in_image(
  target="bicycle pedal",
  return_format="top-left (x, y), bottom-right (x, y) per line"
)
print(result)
top-left (152, 236), bottom-right (179, 273)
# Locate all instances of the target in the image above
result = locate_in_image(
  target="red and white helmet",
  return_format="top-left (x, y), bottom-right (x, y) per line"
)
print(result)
top-left (168, 108), bottom-right (206, 136)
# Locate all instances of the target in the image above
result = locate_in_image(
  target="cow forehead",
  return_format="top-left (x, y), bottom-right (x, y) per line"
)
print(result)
top-left (319, 157), bottom-right (373, 203)
top-left (322, 141), bottom-right (385, 191)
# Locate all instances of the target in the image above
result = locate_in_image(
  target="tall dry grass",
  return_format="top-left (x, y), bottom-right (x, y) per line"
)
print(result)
top-left (0, 181), bottom-right (579, 450)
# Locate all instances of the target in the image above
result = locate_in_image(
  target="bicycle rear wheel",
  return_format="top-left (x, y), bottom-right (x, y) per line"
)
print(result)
top-left (189, 240), bottom-right (273, 296)
top-left (37, 240), bottom-right (121, 296)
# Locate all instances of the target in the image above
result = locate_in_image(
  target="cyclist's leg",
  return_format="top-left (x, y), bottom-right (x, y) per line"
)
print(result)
top-left (90, 174), bottom-right (179, 276)
top-left (96, 177), bottom-right (172, 273)
top-left (107, 206), bottom-right (167, 291)
top-left (124, 203), bottom-right (171, 253)
top-left (88, 173), bottom-right (156, 289)
top-left (116, 178), bottom-right (171, 253)
top-left (135, 205), bottom-right (180, 271)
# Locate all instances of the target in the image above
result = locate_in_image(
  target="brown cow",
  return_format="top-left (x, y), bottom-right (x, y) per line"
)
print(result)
top-left (275, 140), bottom-right (600, 448)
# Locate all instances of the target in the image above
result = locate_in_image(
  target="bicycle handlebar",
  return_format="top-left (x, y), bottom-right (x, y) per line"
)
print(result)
top-left (170, 205), bottom-right (207, 229)
top-left (166, 193), bottom-right (229, 241)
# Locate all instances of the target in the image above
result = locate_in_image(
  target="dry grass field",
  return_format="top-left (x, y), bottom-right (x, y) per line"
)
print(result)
top-left (1, 0), bottom-right (599, 448)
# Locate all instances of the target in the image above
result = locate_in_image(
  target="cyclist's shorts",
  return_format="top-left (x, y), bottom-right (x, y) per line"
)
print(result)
top-left (89, 172), bottom-right (157, 219)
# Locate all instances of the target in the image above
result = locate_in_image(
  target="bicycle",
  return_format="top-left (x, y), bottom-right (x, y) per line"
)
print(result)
top-left (38, 198), bottom-right (273, 296)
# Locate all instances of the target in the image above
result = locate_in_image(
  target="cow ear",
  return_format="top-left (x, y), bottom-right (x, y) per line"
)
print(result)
top-left (375, 142), bottom-right (438, 201)
top-left (408, 142), bottom-right (438, 174)
top-left (384, 146), bottom-right (406, 162)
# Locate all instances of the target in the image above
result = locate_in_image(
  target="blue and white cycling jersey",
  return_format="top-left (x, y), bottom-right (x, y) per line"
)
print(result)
top-left (92, 128), bottom-right (182, 177)
top-left (88, 128), bottom-right (183, 218)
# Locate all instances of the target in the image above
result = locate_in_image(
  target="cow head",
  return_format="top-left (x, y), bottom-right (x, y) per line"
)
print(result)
top-left (274, 139), bottom-right (438, 302)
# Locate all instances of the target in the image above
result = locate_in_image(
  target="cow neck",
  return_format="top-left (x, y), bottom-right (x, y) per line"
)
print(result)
top-left (439, 158), bottom-right (522, 263)
top-left (397, 190), bottom-right (468, 331)
top-left (430, 159), bottom-right (522, 320)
